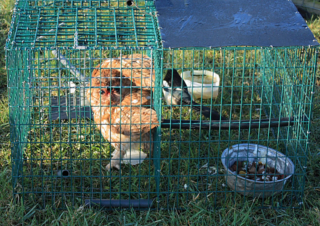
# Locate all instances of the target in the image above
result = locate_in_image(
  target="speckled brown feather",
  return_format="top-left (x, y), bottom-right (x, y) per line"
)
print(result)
top-left (101, 107), bottom-right (158, 136)
top-left (86, 60), bottom-right (159, 171)
top-left (91, 54), bottom-right (155, 90)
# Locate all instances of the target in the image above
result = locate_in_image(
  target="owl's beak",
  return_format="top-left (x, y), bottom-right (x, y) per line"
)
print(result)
top-left (100, 88), bottom-right (110, 96)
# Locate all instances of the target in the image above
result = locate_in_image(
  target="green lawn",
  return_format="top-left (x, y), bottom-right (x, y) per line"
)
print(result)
top-left (1, 1), bottom-right (320, 225)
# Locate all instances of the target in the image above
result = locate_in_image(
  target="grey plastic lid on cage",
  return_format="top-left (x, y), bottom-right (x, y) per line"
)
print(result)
top-left (155, 0), bottom-right (319, 48)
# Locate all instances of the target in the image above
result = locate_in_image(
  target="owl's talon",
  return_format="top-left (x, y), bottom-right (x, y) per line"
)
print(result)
top-left (106, 163), bottom-right (112, 171)
top-left (106, 161), bottom-right (121, 171)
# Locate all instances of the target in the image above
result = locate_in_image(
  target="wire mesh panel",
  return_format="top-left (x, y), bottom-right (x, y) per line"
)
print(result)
top-left (8, 8), bottom-right (159, 49)
top-left (5, 0), bottom-right (318, 210)
top-left (7, 45), bottom-right (317, 209)
top-left (7, 48), bottom-right (162, 209)
top-left (7, 5), bottom-right (162, 209)
top-left (158, 47), bottom-right (317, 209)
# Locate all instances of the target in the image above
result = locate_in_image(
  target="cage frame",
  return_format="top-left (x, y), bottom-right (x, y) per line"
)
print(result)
top-left (5, 0), bottom-right (319, 210)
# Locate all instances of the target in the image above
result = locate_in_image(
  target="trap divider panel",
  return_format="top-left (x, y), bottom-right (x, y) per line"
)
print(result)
top-left (6, 0), bottom-right (319, 209)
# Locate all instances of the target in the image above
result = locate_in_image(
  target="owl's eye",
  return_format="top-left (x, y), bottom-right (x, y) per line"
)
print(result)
top-left (100, 90), bottom-right (105, 94)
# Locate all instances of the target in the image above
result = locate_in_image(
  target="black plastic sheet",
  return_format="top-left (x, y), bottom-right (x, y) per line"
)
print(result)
top-left (155, 0), bottom-right (319, 48)
top-left (50, 96), bottom-right (92, 120)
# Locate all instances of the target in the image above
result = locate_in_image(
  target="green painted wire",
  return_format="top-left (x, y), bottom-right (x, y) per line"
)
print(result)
top-left (5, 0), bottom-right (319, 208)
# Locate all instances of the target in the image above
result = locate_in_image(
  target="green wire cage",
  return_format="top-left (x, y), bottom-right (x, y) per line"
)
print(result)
top-left (6, 0), bottom-right (319, 210)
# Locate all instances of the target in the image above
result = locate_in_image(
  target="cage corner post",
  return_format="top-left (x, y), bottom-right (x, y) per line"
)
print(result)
top-left (8, 47), bottom-right (32, 205)
top-left (151, 49), bottom-right (163, 209)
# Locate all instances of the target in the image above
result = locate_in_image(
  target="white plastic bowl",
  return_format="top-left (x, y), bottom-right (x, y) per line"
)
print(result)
top-left (181, 70), bottom-right (220, 100)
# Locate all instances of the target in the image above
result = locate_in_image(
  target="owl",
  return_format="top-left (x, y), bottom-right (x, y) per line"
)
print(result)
top-left (87, 56), bottom-right (158, 171)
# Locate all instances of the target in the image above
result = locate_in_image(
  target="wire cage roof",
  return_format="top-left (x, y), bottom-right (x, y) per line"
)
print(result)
top-left (15, 0), bottom-right (155, 9)
top-left (6, 7), bottom-right (160, 50)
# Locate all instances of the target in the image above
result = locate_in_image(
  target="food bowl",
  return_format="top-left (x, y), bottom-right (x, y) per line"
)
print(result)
top-left (180, 70), bottom-right (220, 99)
top-left (221, 143), bottom-right (294, 197)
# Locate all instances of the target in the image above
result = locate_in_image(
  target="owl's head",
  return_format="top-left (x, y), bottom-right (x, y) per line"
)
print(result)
top-left (87, 69), bottom-right (122, 108)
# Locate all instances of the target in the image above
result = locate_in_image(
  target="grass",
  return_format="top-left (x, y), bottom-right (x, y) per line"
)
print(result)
top-left (307, 16), bottom-right (320, 43)
top-left (1, 2), bottom-right (320, 226)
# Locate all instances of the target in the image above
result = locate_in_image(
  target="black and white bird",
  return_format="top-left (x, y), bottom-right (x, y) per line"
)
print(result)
top-left (162, 69), bottom-right (226, 120)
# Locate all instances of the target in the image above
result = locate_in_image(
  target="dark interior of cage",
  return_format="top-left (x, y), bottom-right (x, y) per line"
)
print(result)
top-left (15, 49), bottom-right (310, 208)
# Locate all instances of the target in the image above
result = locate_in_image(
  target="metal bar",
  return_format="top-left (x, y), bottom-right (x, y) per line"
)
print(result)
top-left (51, 50), bottom-right (87, 82)
top-left (33, 9), bottom-right (41, 47)
top-left (131, 8), bottom-right (139, 47)
top-left (95, 8), bottom-right (98, 46)
top-left (10, 11), bottom-right (21, 49)
top-left (74, 8), bottom-right (78, 48)
top-left (113, 8), bottom-right (118, 47)
top-left (85, 199), bottom-right (153, 208)
top-left (161, 117), bottom-right (299, 130)
top-left (54, 8), bottom-right (60, 47)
